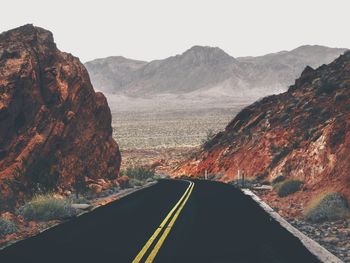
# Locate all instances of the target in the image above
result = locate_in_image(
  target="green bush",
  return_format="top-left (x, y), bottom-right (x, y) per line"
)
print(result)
top-left (121, 167), bottom-right (155, 181)
top-left (0, 217), bottom-right (17, 237)
top-left (18, 193), bottom-right (78, 221)
top-left (275, 179), bottom-right (303, 197)
top-left (304, 192), bottom-right (350, 222)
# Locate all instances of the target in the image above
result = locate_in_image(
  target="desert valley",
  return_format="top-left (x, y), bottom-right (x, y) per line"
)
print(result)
top-left (0, 7), bottom-right (349, 261)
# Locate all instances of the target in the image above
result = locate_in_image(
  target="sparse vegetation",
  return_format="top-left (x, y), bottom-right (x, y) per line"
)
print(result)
top-left (121, 167), bottom-right (155, 181)
top-left (231, 178), bottom-right (257, 189)
top-left (304, 192), bottom-right (350, 222)
top-left (209, 173), bottom-right (224, 181)
top-left (0, 217), bottom-right (17, 237)
top-left (274, 179), bottom-right (303, 197)
top-left (255, 171), bottom-right (268, 182)
top-left (112, 106), bottom-right (243, 149)
top-left (116, 175), bottom-right (131, 189)
top-left (129, 178), bottom-right (143, 187)
top-left (119, 167), bottom-right (160, 188)
top-left (272, 175), bottom-right (285, 184)
top-left (202, 129), bottom-right (216, 149)
top-left (18, 193), bottom-right (78, 221)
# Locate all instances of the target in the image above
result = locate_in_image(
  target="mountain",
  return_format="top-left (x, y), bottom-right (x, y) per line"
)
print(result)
top-left (0, 25), bottom-right (121, 208)
top-left (86, 46), bottom-right (246, 96)
top-left (85, 56), bottom-right (147, 93)
top-left (176, 51), bottom-right (350, 205)
top-left (237, 45), bottom-right (348, 92)
top-left (85, 45), bottom-right (347, 98)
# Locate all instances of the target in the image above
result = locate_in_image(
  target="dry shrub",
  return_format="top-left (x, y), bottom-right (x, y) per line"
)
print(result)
top-left (304, 192), bottom-right (350, 222)
top-left (18, 193), bottom-right (78, 221)
top-left (0, 217), bottom-right (17, 237)
top-left (274, 179), bottom-right (303, 197)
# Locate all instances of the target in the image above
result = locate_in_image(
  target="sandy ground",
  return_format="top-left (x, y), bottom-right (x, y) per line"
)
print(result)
top-left (120, 147), bottom-right (197, 175)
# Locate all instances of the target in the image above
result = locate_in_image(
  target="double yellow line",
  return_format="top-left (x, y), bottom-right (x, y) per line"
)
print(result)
top-left (132, 181), bottom-right (194, 263)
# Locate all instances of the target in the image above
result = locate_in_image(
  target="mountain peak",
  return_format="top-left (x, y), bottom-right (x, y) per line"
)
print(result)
top-left (180, 45), bottom-right (236, 64)
top-left (86, 56), bottom-right (147, 65)
top-left (186, 45), bottom-right (221, 52)
top-left (184, 45), bottom-right (229, 55)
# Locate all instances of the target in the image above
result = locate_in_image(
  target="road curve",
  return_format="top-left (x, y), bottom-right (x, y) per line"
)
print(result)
top-left (0, 179), bottom-right (321, 263)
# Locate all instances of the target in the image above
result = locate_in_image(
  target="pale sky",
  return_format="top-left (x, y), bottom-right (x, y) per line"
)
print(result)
top-left (1, 0), bottom-right (349, 62)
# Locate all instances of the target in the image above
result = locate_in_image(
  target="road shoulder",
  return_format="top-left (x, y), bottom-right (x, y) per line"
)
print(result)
top-left (242, 189), bottom-right (343, 263)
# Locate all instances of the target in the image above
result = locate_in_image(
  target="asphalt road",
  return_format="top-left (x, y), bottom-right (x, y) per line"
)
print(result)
top-left (0, 179), bottom-right (321, 263)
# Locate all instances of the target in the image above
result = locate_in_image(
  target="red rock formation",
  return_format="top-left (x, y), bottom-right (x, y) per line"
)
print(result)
top-left (176, 51), bottom-right (350, 203)
top-left (0, 25), bottom-right (121, 208)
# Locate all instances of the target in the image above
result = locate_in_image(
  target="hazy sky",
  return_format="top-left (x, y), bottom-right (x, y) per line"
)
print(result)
top-left (1, 0), bottom-right (349, 62)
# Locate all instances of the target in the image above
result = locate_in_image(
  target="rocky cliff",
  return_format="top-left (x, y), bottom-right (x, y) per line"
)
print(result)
top-left (176, 51), bottom-right (350, 203)
top-left (0, 25), bottom-right (121, 208)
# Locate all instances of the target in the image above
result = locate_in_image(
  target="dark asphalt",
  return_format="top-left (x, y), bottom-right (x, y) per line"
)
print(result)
top-left (0, 179), bottom-right (321, 263)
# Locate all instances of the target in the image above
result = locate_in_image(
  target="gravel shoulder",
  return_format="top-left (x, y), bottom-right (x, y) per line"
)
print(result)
top-left (253, 188), bottom-right (350, 263)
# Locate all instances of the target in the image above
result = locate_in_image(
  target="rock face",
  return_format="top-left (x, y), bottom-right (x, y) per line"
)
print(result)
top-left (0, 25), bottom-right (121, 208)
top-left (85, 45), bottom-right (347, 98)
top-left (176, 51), bottom-right (350, 203)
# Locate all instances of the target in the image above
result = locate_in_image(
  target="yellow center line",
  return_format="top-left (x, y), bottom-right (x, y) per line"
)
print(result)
top-left (132, 181), bottom-right (194, 263)
top-left (145, 182), bottom-right (194, 262)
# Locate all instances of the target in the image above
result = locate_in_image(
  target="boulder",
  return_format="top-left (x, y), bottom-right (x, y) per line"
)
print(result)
top-left (0, 25), bottom-right (121, 208)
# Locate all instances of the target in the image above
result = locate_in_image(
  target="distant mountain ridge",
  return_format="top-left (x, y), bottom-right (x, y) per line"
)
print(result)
top-left (237, 45), bottom-right (348, 92)
top-left (85, 45), bottom-right (347, 98)
top-left (85, 56), bottom-right (147, 93)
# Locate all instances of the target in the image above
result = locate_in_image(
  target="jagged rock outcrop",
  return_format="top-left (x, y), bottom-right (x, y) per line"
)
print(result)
top-left (0, 25), bottom-right (121, 207)
top-left (176, 51), bottom-right (350, 202)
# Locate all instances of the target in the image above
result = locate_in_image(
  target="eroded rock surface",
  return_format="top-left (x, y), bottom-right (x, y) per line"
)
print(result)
top-left (0, 25), bottom-right (121, 207)
top-left (177, 51), bottom-right (350, 204)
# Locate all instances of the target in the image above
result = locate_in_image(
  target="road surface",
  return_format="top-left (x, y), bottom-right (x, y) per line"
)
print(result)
top-left (0, 179), bottom-right (321, 263)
